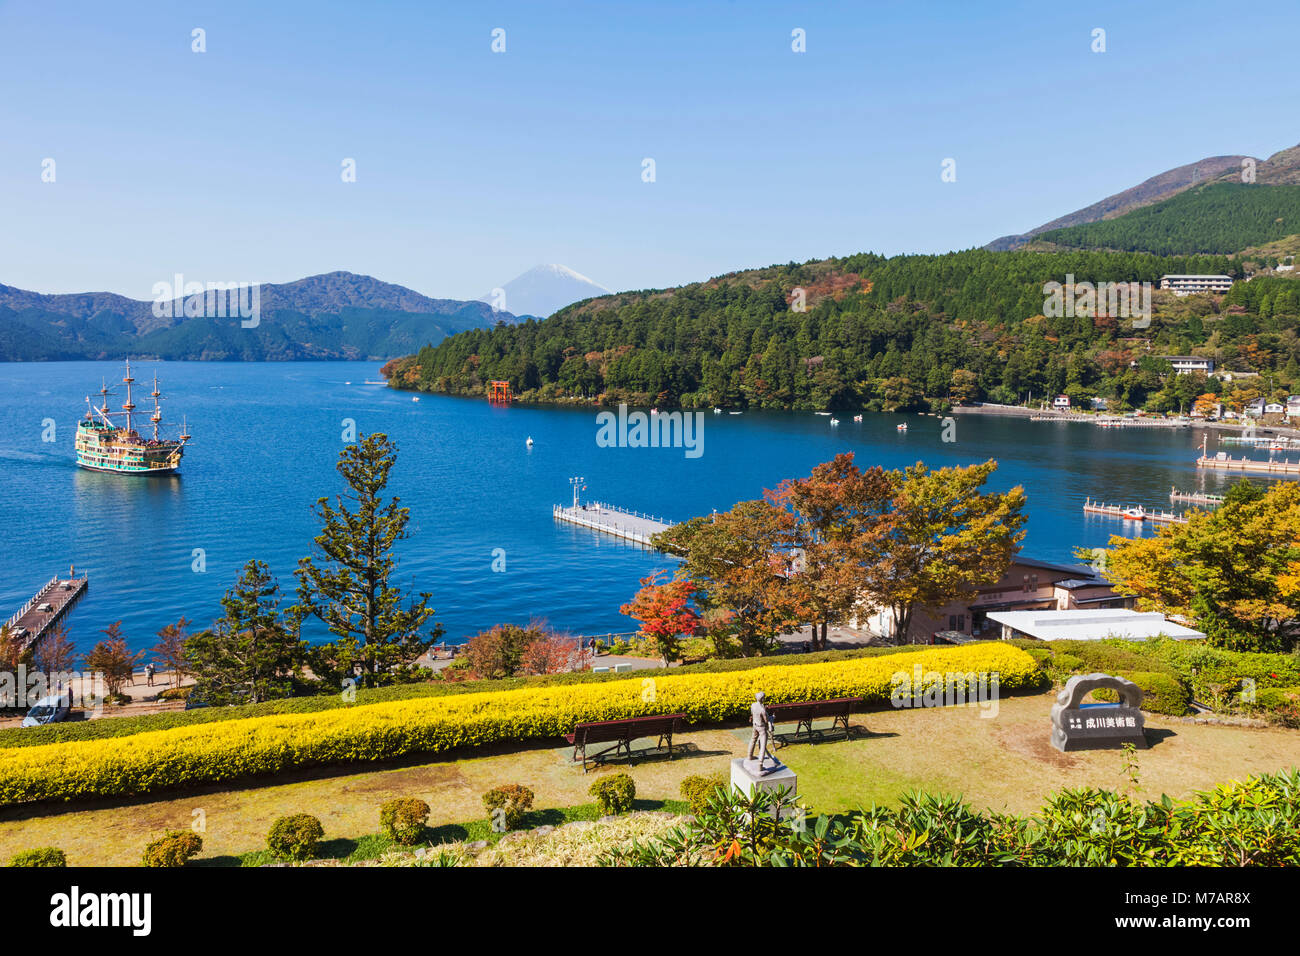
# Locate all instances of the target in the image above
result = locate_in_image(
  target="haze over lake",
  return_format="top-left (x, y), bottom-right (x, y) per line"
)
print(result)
top-left (0, 362), bottom-right (1241, 653)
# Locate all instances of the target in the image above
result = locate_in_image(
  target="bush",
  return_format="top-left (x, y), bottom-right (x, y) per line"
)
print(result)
top-left (379, 798), bottom-right (430, 845)
top-left (483, 784), bottom-right (535, 830)
top-left (157, 687), bottom-right (190, 701)
top-left (142, 830), bottom-right (202, 867)
top-left (267, 814), bottom-right (324, 861)
top-left (0, 644), bottom-right (1041, 806)
top-left (680, 773), bottom-right (729, 814)
top-left (589, 773), bottom-right (636, 815)
top-left (8, 847), bottom-right (66, 867)
top-left (603, 769), bottom-right (1300, 867)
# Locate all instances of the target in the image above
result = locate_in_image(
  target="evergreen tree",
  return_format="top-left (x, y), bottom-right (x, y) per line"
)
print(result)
top-left (186, 560), bottom-right (302, 703)
top-left (294, 433), bottom-right (441, 684)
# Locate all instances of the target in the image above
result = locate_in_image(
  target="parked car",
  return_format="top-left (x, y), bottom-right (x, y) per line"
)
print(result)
top-left (22, 691), bottom-right (71, 728)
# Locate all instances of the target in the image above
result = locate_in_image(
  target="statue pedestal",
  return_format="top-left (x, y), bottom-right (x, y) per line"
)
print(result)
top-left (730, 757), bottom-right (798, 812)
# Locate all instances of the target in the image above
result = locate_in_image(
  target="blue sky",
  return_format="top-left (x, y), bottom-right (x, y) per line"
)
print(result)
top-left (1, 0), bottom-right (1296, 302)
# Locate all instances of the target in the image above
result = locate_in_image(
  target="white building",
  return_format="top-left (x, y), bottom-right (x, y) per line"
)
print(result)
top-left (1053, 395), bottom-right (1071, 409)
top-left (1158, 274), bottom-right (1234, 296)
top-left (1158, 355), bottom-right (1215, 375)
top-left (985, 609), bottom-right (1205, 642)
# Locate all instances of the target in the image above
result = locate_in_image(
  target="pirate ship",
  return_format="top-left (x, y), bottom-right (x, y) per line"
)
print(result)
top-left (74, 361), bottom-right (191, 474)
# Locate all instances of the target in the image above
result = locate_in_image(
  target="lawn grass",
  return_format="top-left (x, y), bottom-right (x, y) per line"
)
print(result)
top-left (0, 691), bottom-right (1294, 866)
top-left (219, 799), bottom-right (690, 867)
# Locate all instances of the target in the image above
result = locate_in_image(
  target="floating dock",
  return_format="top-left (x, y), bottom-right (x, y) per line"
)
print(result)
top-left (1170, 487), bottom-right (1223, 506)
top-left (1197, 454), bottom-right (1300, 475)
top-left (1217, 434), bottom-right (1299, 448)
top-left (553, 502), bottom-right (673, 546)
top-left (5, 574), bottom-right (88, 650)
top-left (1083, 499), bottom-right (1188, 525)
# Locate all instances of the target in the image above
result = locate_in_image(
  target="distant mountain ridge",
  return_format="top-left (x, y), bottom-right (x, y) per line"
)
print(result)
top-left (986, 143), bottom-right (1300, 251)
top-left (481, 264), bottom-right (609, 318)
top-left (0, 271), bottom-right (516, 361)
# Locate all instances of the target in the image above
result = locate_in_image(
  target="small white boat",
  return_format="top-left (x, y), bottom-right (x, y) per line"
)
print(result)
top-left (729, 411), bottom-right (742, 415)
top-left (526, 436), bottom-right (534, 447)
top-left (853, 414), bottom-right (863, 422)
top-left (345, 381), bottom-right (352, 385)
top-left (815, 411), bottom-right (831, 416)
top-left (1122, 506), bottom-right (1146, 520)
top-left (713, 408), bottom-right (722, 414)
top-left (412, 396), bottom-right (420, 402)
top-left (650, 407), bottom-right (658, 415)
top-left (897, 423), bottom-right (908, 432)
top-left (829, 418), bottom-right (840, 426)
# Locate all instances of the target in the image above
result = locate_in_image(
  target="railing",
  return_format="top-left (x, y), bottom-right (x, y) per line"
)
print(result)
top-left (5, 576), bottom-right (57, 630)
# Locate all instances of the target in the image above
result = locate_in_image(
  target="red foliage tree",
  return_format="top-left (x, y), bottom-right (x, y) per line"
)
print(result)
top-left (620, 571), bottom-right (701, 663)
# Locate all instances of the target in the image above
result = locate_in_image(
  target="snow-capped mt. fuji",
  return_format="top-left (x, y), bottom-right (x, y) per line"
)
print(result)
top-left (481, 264), bottom-right (609, 319)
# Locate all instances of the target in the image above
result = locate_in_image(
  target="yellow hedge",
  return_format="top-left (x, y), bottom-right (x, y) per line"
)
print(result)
top-left (0, 643), bottom-right (1037, 806)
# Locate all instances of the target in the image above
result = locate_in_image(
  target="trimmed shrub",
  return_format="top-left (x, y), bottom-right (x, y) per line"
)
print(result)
top-left (267, 814), bottom-right (324, 861)
top-left (0, 644), bottom-right (1040, 806)
top-left (380, 798), bottom-right (430, 845)
top-left (680, 773), bottom-right (729, 814)
top-left (483, 784), bottom-right (535, 830)
top-left (1091, 671), bottom-right (1191, 716)
top-left (8, 847), bottom-right (66, 867)
top-left (589, 773), bottom-right (636, 815)
top-left (142, 830), bottom-right (202, 867)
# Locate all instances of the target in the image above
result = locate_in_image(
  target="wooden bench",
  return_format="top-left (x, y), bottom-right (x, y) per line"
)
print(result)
top-left (766, 696), bottom-right (864, 745)
top-left (565, 713), bottom-right (686, 772)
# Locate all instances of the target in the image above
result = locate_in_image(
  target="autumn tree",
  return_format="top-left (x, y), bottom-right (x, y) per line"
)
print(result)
top-left (83, 622), bottom-right (143, 696)
top-left (461, 623), bottom-right (541, 679)
top-left (653, 500), bottom-right (801, 657)
top-left (520, 632), bottom-right (577, 675)
top-left (0, 624), bottom-right (31, 673)
top-left (620, 571), bottom-right (702, 664)
top-left (33, 625), bottom-right (76, 675)
top-left (861, 460), bottom-right (1027, 643)
top-left (294, 433), bottom-right (442, 685)
top-left (186, 561), bottom-right (304, 703)
top-left (769, 453), bottom-right (894, 650)
top-left (152, 617), bottom-right (190, 689)
top-left (1105, 482), bottom-right (1300, 651)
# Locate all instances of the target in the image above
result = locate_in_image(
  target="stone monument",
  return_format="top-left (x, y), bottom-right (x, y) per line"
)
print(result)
top-left (1050, 672), bottom-right (1148, 752)
top-left (731, 691), bottom-right (798, 807)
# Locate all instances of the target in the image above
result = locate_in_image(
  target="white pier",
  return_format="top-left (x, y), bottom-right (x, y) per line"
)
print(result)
top-left (552, 502), bottom-right (673, 546)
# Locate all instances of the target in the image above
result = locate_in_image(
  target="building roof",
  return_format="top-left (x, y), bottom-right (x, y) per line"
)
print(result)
top-left (985, 609), bottom-right (1205, 642)
top-left (1013, 555), bottom-right (1106, 579)
top-left (1159, 274), bottom-right (1233, 281)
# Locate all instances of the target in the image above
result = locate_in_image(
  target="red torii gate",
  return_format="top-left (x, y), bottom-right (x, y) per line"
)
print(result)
top-left (488, 380), bottom-right (512, 403)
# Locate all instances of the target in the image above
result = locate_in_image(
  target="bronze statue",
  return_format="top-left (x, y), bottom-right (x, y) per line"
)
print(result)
top-left (747, 691), bottom-right (777, 772)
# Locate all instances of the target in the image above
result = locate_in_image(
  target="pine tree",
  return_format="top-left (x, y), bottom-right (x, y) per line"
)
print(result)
top-left (186, 561), bottom-right (302, 703)
top-left (293, 433), bottom-right (441, 684)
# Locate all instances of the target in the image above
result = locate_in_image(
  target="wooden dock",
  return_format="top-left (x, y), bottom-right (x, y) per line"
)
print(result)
top-left (1197, 454), bottom-right (1300, 475)
top-left (1170, 486), bottom-right (1224, 506)
top-left (1083, 499), bottom-right (1188, 525)
top-left (553, 502), bottom-right (673, 546)
top-left (5, 574), bottom-right (88, 650)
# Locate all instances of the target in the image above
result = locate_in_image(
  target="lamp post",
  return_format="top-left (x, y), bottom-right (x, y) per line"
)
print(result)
top-left (570, 476), bottom-right (584, 510)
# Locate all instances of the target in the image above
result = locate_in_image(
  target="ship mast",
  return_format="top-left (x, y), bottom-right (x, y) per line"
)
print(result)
top-left (150, 372), bottom-right (162, 441)
top-left (122, 359), bottom-right (136, 435)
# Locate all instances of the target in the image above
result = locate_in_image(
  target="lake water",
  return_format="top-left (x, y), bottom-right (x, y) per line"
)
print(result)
top-left (0, 362), bottom-right (1240, 654)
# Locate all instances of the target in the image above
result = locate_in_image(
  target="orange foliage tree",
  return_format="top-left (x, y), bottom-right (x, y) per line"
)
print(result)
top-left (620, 571), bottom-right (701, 663)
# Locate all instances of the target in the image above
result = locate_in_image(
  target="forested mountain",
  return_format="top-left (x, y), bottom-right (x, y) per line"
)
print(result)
top-left (383, 247), bottom-right (1300, 414)
top-left (986, 154), bottom-right (1249, 251)
top-left (0, 271), bottom-right (513, 361)
top-left (1038, 183), bottom-right (1300, 255)
top-left (986, 142), bottom-right (1300, 252)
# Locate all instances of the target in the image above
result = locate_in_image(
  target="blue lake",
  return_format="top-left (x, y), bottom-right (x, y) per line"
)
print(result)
top-left (0, 361), bottom-right (1242, 654)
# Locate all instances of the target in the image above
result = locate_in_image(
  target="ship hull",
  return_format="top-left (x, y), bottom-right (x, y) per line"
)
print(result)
top-left (75, 460), bottom-right (180, 475)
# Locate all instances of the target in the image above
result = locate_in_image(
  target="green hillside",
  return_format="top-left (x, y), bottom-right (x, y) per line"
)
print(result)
top-left (1039, 183), bottom-right (1300, 255)
top-left (384, 247), bottom-right (1300, 415)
